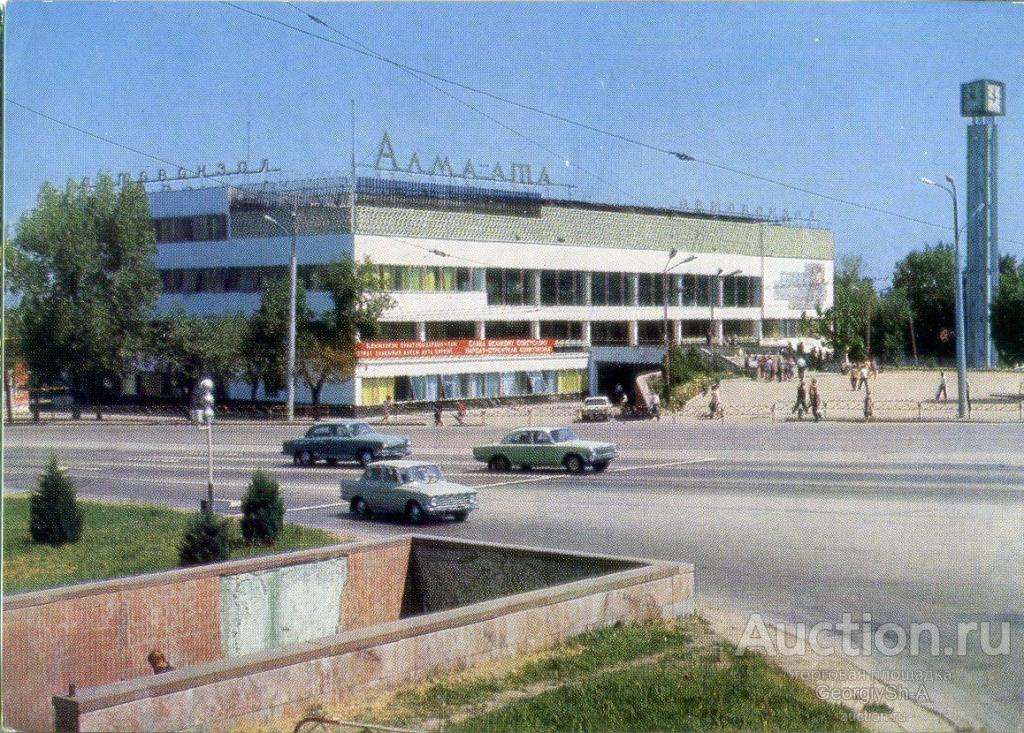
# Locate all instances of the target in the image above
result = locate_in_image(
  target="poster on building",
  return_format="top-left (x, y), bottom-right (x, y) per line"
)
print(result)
top-left (357, 338), bottom-right (555, 360)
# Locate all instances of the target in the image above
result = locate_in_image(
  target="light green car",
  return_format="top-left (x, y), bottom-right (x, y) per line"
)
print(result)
top-left (472, 427), bottom-right (617, 473)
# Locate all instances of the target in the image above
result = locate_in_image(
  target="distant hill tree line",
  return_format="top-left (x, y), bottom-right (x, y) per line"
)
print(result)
top-left (4, 174), bottom-right (392, 409)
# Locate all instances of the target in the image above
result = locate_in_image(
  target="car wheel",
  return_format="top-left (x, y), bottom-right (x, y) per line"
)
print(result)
top-left (299, 450), bottom-right (314, 466)
top-left (357, 448), bottom-right (375, 467)
top-left (350, 497), bottom-right (371, 517)
top-left (452, 510), bottom-right (469, 522)
top-left (326, 457), bottom-right (338, 466)
top-left (593, 461), bottom-right (610, 473)
top-left (488, 455), bottom-right (511, 472)
top-left (405, 501), bottom-right (425, 524)
top-left (564, 454), bottom-right (585, 473)
top-left (292, 453), bottom-right (301, 466)
top-left (521, 464), bottom-right (532, 472)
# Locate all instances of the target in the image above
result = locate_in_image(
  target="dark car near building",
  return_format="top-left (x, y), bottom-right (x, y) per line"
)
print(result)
top-left (282, 419), bottom-right (411, 467)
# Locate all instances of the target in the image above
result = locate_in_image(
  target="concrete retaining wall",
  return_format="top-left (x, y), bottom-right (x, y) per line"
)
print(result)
top-left (2, 538), bottom-right (411, 732)
top-left (4, 535), bottom-right (692, 733)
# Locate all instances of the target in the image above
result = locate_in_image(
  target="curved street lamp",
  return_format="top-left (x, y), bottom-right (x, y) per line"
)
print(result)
top-left (264, 212), bottom-right (298, 422)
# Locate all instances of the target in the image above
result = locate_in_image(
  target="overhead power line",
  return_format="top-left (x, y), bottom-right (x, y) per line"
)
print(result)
top-left (284, 3), bottom-right (644, 206)
top-left (6, 99), bottom-right (233, 188)
top-left (226, 2), bottom-right (1024, 249)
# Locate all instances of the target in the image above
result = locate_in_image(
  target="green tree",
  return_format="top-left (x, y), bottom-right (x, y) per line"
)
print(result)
top-left (892, 243), bottom-right (955, 359)
top-left (992, 255), bottom-right (1024, 366)
top-left (298, 258), bottom-right (393, 407)
top-left (240, 470), bottom-right (285, 545)
top-left (150, 308), bottom-right (249, 401)
top-left (243, 278), bottom-right (312, 401)
top-left (178, 510), bottom-right (230, 566)
top-left (813, 257), bottom-right (876, 361)
top-left (30, 454), bottom-right (83, 545)
top-left (11, 175), bottom-right (159, 401)
top-left (871, 287), bottom-right (913, 364)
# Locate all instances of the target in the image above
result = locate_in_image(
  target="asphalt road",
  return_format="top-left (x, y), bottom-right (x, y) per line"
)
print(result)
top-left (5, 418), bottom-right (1023, 731)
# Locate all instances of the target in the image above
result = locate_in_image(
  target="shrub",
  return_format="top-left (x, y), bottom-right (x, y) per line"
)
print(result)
top-left (178, 510), bottom-right (230, 566)
top-left (29, 454), bottom-right (83, 545)
top-left (240, 470), bottom-right (285, 545)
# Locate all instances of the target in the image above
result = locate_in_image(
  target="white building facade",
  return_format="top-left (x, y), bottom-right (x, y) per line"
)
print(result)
top-left (151, 178), bottom-right (834, 407)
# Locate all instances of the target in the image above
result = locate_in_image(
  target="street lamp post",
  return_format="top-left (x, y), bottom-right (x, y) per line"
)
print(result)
top-left (661, 251), bottom-right (697, 395)
top-left (264, 212), bottom-right (298, 422)
top-left (920, 176), bottom-right (968, 418)
top-left (197, 378), bottom-right (215, 511)
top-left (710, 268), bottom-right (742, 358)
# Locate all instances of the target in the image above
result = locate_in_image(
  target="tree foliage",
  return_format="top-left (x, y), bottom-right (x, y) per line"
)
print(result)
top-left (178, 510), bottom-right (230, 566)
top-left (149, 308), bottom-right (248, 400)
top-left (992, 256), bottom-right (1024, 366)
top-left (813, 257), bottom-right (877, 361)
top-left (30, 454), bottom-right (83, 545)
top-left (297, 258), bottom-right (393, 406)
top-left (11, 175), bottom-right (159, 397)
top-left (244, 278), bottom-right (312, 400)
top-left (892, 243), bottom-right (955, 359)
top-left (871, 287), bottom-right (913, 363)
top-left (240, 470), bottom-right (286, 545)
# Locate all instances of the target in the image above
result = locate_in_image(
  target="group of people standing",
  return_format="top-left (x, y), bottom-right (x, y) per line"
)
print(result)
top-left (748, 353), bottom-right (809, 383)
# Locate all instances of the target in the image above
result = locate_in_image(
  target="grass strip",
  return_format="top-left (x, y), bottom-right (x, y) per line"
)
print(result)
top-left (3, 495), bottom-right (343, 593)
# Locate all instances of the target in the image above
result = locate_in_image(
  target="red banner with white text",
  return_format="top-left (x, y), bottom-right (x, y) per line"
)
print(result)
top-left (357, 339), bottom-right (555, 360)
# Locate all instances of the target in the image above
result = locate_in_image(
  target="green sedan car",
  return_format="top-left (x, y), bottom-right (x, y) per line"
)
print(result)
top-left (472, 426), bottom-right (617, 473)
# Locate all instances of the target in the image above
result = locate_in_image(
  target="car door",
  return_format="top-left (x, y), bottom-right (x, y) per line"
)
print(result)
top-left (502, 431), bottom-right (529, 464)
top-left (360, 467), bottom-right (382, 509)
top-left (379, 467), bottom-right (404, 512)
top-left (332, 424), bottom-right (355, 460)
top-left (531, 430), bottom-right (559, 466)
top-left (305, 424), bottom-right (332, 459)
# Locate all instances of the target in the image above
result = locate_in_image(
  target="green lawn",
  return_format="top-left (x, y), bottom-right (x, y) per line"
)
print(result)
top-left (3, 496), bottom-right (343, 594)
top-left (308, 618), bottom-right (865, 733)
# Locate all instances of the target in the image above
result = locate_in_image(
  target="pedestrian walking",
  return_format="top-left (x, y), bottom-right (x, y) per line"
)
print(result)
top-left (708, 383), bottom-right (723, 419)
top-left (857, 364), bottom-right (869, 391)
top-left (870, 357), bottom-right (879, 379)
top-left (382, 395), bottom-right (392, 422)
top-left (775, 358), bottom-right (783, 383)
top-left (765, 357), bottom-right (773, 381)
top-left (863, 389), bottom-right (874, 421)
top-left (849, 365), bottom-right (858, 391)
top-left (935, 371), bottom-right (948, 402)
top-left (433, 403), bottom-right (443, 427)
top-left (455, 400), bottom-right (467, 425)
top-left (797, 356), bottom-right (807, 381)
top-left (809, 378), bottom-right (822, 422)
top-left (791, 380), bottom-right (808, 420)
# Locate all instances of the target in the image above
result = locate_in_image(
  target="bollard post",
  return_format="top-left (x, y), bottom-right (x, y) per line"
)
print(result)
top-left (481, 409), bottom-right (486, 426)
top-left (527, 407), bottom-right (532, 426)
top-left (770, 403), bottom-right (776, 422)
top-left (1019, 401), bottom-right (1022, 423)
top-left (918, 402), bottom-right (922, 421)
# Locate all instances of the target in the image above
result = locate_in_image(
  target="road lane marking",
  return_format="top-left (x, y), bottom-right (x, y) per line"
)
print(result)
top-left (286, 501), bottom-right (346, 513)
top-left (474, 458), bottom-right (713, 489)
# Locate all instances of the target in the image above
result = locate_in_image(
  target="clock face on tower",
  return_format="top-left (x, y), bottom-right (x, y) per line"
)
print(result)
top-left (962, 80), bottom-right (1006, 116)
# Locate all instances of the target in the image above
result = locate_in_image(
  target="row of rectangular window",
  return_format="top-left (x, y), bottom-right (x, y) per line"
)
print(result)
top-left (159, 263), bottom-right (759, 308)
top-left (153, 215), bottom-right (228, 243)
top-left (363, 369), bottom-right (586, 404)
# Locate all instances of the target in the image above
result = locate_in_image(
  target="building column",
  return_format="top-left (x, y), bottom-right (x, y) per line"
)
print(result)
top-left (628, 273), bottom-right (640, 306)
top-left (714, 319), bottom-right (724, 344)
top-left (415, 322), bottom-right (427, 341)
top-left (588, 356), bottom-right (599, 396)
top-left (672, 320), bottom-right (683, 344)
top-left (673, 274), bottom-right (684, 306)
top-left (472, 268), bottom-right (486, 291)
top-left (753, 319), bottom-right (763, 344)
top-left (352, 375), bottom-right (363, 407)
top-left (530, 320), bottom-right (542, 339)
top-left (583, 272), bottom-right (593, 306)
top-left (475, 321), bottom-right (486, 340)
top-left (582, 320), bottom-right (592, 345)
top-left (628, 320), bottom-right (639, 346)
top-left (531, 271), bottom-right (542, 306)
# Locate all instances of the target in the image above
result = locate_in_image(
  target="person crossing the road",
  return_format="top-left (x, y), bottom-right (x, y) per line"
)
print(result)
top-left (809, 378), bottom-right (822, 422)
top-left (792, 380), bottom-right (809, 420)
top-left (936, 371), bottom-right (948, 402)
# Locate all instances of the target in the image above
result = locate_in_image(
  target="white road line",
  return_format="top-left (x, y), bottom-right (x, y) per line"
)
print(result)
top-left (475, 458), bottom-right (713, 489)
top-left (286, 501), bottom-right (346, 513)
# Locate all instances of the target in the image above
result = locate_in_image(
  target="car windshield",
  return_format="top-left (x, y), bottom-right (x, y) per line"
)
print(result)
top-left (350, 423), bottom-right (374, 436)
top-left (584, 398), bottom-right (609, 406)
top-left (400, 465), bottom-right (444, 484)
top-left (549, 428), bottom-right (578, 443)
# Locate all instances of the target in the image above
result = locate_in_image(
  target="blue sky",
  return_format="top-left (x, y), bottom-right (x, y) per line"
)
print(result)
top-left (5, 2), bottom-right (1023, 278)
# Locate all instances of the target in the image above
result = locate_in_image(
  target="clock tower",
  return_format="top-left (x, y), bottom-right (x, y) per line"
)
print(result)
top-left (961, 80), bottom-right (1004, 368)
